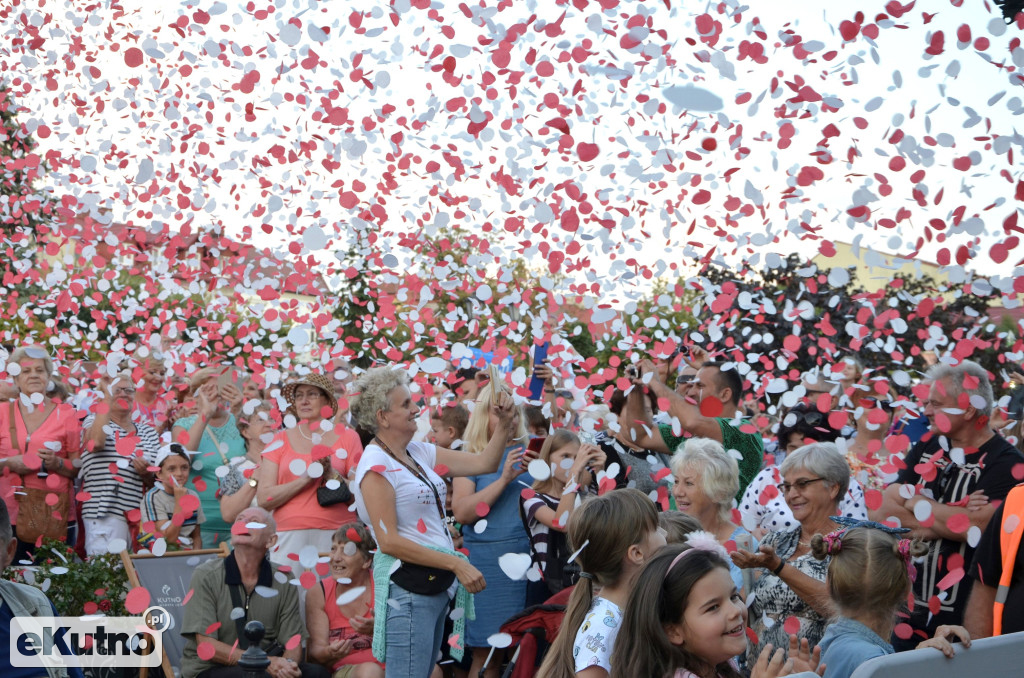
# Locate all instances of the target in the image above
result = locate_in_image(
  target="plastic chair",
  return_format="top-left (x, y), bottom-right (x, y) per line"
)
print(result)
top-left (850, 631), bottom-right (1024, 678)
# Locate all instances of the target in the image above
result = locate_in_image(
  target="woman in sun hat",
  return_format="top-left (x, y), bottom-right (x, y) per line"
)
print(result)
top-left (258, 372), bottom-right (364, 573)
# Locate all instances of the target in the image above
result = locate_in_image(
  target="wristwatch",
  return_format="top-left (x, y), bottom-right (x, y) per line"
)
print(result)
top-left (248, 478), bottom-right (258, 488)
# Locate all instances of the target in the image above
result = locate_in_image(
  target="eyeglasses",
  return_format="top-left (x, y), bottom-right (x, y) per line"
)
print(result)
top-left (294, 390), bottom-right (324, 401)
top-left (777, 477), bottom-right (827, 494)
top-left (112, 388), bottom-right (136, 396)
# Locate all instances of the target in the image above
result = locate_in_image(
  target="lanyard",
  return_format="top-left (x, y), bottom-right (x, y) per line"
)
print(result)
top-left (374, 437), bottom-right (447, 523)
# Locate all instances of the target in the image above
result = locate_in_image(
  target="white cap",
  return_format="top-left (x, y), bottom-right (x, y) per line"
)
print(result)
top-left (155, 443), bottom-right (192, 469)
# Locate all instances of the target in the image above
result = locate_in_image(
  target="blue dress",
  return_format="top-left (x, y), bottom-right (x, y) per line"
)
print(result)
top-left (462, 444), bottom-right (534, 646)
top-left (818, 617), bottom-right (894, 678)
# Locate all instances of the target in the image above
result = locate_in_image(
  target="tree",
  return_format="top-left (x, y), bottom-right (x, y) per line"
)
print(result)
top-left (692, 254), bottom-right (1002, 389)
top-left (331, 237), bottom-right (379, 369)
top-left (0, 87), bottom-right (54, 248)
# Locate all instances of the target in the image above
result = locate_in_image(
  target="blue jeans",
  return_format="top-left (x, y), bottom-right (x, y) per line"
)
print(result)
top-left (385, 582), bottom-right (451, 678)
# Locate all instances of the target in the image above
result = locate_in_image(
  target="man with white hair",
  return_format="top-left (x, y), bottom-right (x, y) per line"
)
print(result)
top-left (180, 507), bottom-right (328, 678)
top-left (869, 359), bottom-right (1024, 651)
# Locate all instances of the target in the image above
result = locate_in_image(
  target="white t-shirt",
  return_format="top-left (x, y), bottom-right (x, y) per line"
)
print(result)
top-left (739, 465), bottom-right (867, 534)
top-left (573, 596), bottom-right (622, 674)
top-left (354, 440), bottom-right (453, 551)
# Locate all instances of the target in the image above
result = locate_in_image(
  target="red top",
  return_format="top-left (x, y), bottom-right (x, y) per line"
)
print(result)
top-left (322, 576), bottom-right (379, 669)
top-left (0, 401), bottom-right (82, 524)
top-left (262, 426), bottom-right (363, 531)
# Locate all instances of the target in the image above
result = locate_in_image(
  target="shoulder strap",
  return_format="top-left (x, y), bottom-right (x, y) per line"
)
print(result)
top-left (407, 454), bottom-right (447, 522)
top-left (994, 484), bottom-right (1024, 635)
top-left (7, 402), bottom-right (20, 453)
top-left (227, 584), bottom-right (248, 649)
top-left (386, 444), bottom-right (446, 522)
top-left (205, 423), bottom-right (230, 465)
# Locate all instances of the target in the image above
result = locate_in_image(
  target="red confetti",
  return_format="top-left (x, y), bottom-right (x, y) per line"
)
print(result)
top-left (946, 513), bottom-right (971, 534)
top-left (125, 587), bottom-right (151, 615)
top-left (783, 616), bottom-right (801, 635)
top-left (123, 47), bottom-right (144, 67)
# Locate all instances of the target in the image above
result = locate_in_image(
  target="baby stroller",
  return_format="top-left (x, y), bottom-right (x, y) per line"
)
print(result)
top-left (482, 585), bottom-right (575, 678)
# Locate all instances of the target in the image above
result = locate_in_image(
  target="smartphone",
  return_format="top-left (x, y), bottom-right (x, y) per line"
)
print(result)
top-left (488, 363), bottom-right (503, 391)
top-left (1008, 385), bottom-right (1024, 420)
top-left (528, 342), bottom-right (550, 401)
top-left (217, 368), bottom-right (242, 390)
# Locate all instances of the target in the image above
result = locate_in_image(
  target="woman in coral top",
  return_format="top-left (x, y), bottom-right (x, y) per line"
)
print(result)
top-left (307, 522), bottom-right (383, 678)
top-left (0, 346), bottom-right (82, 562)
top-left (258, 373), bottom-right (363, 572)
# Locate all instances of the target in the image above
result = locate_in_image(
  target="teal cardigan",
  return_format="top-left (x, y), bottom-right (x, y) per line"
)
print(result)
top-left (371, 546), bottom-right (475, 662)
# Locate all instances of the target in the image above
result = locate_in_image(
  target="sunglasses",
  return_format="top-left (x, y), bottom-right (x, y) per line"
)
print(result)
top-left (860, 396), bottom-right (894, 411)
top-left (783, 410), bottom-right (826, 428)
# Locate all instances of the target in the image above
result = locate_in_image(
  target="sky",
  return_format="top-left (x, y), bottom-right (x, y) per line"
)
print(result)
top-left (3, 1), bottom-right (1022, 296)
top-left (2, 0), bottom-right (1024, 370)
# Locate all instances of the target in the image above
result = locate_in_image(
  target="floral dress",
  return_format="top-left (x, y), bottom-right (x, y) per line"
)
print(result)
top-left (745, 527), bottom-right (830, 665)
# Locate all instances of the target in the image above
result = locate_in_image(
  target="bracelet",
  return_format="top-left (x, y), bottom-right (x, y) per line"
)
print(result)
top-left (772, 558), bottom-right (787, 576)
top-left (544, 389), bottom-right (556, 393)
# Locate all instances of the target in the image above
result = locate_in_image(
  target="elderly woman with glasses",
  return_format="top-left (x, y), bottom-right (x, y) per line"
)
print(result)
top-left (731, 442), bottom-right (851, 664)
top-left (739, 403), bottom-right (867, 540)
top-left (258, 373), bottom-right (363, 573)
top-left (0, 346), bottom-right (82, 562)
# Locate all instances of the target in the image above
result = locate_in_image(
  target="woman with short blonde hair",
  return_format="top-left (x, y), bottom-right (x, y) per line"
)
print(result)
top-left (670, 437), bottom-right (755, 593)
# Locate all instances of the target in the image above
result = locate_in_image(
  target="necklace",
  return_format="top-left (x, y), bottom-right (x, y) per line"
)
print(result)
top-left (297, 425), bottom-right (314, 441)
top-left (799, 518), bottom-right (838, 547)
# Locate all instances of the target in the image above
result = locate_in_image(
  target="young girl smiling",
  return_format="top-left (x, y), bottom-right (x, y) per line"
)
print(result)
top-left (613, 533), bottom-right (821, 678)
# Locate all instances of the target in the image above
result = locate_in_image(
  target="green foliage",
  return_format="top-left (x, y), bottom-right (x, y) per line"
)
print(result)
top-left (332, 232), bottom-right (383, 369)
top-left (565, 320), bottom-right (597, 361)
top-left (5, 540), bottom-right (130, 617)
top-left (696, 253), bottom-right (1002, 381)
top-left (1, 87), bottom-right (54, 248)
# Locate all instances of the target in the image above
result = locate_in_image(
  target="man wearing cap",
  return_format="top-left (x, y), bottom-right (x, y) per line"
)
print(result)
top-left (181, 507), bottom-right (327, 678)
top-left (624, 347), bottom-right (764, 500)
top-left (257, 373), bottom-right (362, 573)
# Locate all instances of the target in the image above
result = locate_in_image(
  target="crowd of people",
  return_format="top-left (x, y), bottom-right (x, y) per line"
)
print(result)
top-left (1, 339), bottom-right (1023, 678)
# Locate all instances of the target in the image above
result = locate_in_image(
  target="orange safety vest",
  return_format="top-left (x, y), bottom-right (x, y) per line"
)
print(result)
top-left (993, 484), bottom-right (1024, 636)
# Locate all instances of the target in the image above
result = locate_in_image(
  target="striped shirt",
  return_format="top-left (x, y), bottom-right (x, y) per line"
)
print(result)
top-left (521, 492), bottom-right (559, 573)
top-left (80, 415), bottom-right (160, 520)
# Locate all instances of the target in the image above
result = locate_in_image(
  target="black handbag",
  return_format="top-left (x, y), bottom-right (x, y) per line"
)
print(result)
top-left (390, 561), bottom-right (456, 595)
top-left (316, 459), bottom-right (353, 507)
